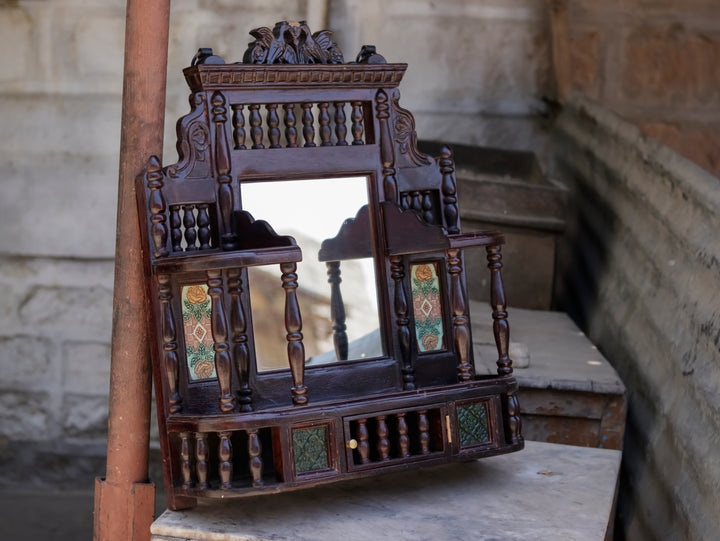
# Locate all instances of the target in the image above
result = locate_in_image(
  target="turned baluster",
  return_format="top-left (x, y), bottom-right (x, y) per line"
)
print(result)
top-left (211, 91), bottom-right (237, 250)
top-left (357, 419), bottom-right (370, 464)
top-left (197, 204), bottom-right (211, 249)
top-left (422, 191), bottom-right (435, 224)
top-left (248, 428), bottom-right (263, 487)
top-left (375, 90), bottom-right (398, 202)
top-left (207, 270), bottom-right (236, 412)
top-left (411, 191), bottom-right (422, 213)
top-left (506, 392), bottom-right (522, 444)
top-left (195, 432), bottom-right (209, 489)
top-left (231, 104), bottom-right (246, 149)
top-left (301, 103), bottom-right (315, 147)
top-left (281, 262), bottom-right (308, 405)
top-left (350, 101), bottom-right (364, 145)
top-left (249, 104), bottom-right (264, 149)
top-left (319, 102), bottom-right (332, 146)
top-left (157, 274), bottom-right (181, 413)
top-left (182, 205), bottom-right (197, 251)
top-left (440, 145), bottom-right (459, 234)
top-left (218, 431), bottom-right (233, 489)
top-left (418, 410), bottom-right (431, 455)
top-left (146, 156), bottom-right (168, 257)
top-left (397, 412), bottom-right (410, 458)
top-left (390, 256), bottom-right (414, 390)
top-left (334, 102), bottom-right (348, 145)
top-left (228, 268), bottom-right (252, 411)
top-left (266, 104), bottom-right (280, 148)
top-left (326, 261), bottom-right (348, 361)
top-left (180, 432), bottom-right (193, 488)
top-left (283, 103), bottom-right (297, 148)
top-left (377, 415), bottom-right (390, 461)
top-left (170, 207), bottom-right (182, 252)
top-left (487, 245), bottom-right (513, 375)
top-left (447, 248), bottom-right (473, 381)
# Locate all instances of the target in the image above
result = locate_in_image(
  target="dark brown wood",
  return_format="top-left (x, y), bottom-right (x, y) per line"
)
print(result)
top-left (136, 22), bottom-right (523, 508)
top-left (281, 262), bottom-right (308, 405)
top-left (207, 270), bottom-right (236, 412)
top-left (486, 245), bottom-right (512, 375)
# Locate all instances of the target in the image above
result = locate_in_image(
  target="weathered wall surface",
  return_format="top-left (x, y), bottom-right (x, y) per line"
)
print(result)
top-left (552, 95), bottom-right (720, 540)
top-left (561, 0), bottom-right (720, 176)
top-left (0, 0), bottom-right (552, 486)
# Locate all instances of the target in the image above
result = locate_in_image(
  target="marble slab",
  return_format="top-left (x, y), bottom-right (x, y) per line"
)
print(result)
top-left (151, 440), bottom-right (621, 541)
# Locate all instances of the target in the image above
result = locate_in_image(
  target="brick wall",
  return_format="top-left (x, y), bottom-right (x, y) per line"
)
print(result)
top-left (560, 0), bottom-right (720, 176)
top-left (553, 96), bottom-right (720, 540)
top-left (0, 0), bottom-right (552, 486)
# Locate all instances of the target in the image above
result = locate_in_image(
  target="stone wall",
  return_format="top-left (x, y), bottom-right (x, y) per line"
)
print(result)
top-left (0, 0), bottom-right (552, 486)
top-left (552, 95), bottom-right (720, 540)
top-left (559, 0), bottom-right (720, 176)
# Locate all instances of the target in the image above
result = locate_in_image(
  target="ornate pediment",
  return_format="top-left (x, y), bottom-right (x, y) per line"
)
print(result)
top-left (243, 21), bottom-right (344, 65)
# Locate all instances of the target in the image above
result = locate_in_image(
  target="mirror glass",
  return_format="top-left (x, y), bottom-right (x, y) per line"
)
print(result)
top-left (240, 177), bottom-right (382, 372)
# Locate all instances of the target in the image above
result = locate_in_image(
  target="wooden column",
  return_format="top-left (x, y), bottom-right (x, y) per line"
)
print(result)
top-left (93, 0), bottom-right (169, 539)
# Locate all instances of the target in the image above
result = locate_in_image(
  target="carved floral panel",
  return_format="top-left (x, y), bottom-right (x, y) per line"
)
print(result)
top-left (411, 263), bottom-right (444, 352)
top-left (181, 284), bottom-right (217, 381)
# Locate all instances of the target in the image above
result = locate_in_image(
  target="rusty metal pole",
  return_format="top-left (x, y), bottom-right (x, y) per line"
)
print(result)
top-left (93, 0), bottom-right (170, 540)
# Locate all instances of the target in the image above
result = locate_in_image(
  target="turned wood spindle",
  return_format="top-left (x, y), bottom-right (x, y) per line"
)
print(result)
top-left (418, 410), bottom-right (431, 455)
top-left (506, 392), bottom-right (523, 444)
top-left (266, 103), bottom-right (280, 148)
top-left (350, 101), bottom-right (364, 145)
top-left (326, 261), bottom-right (348, 362)
top-left (447, 248), bottom-right (474, 381)
top-left (411, 191), bottom-right (422, 213)
top-left (440, 145), bottom-right (459, 234)
top-left (422, 191), bottom-right (435, 224)
top-left (283, 103), bottom-right (297, 148)
top-left (195, 432), bottom-right (209, 489)
top-left (211, 91), bottom-right (237, 250)
top-left (182, 205), bottom-right (197, 251)
top-left (180, 432), bottom-right (193, 489)
top-left (357, 419), bottom-right (370, 464)
top-left (375, 89), bottom-right (398, 203)
top-left (397, 412), bottom-right (410, 458)
top-left (281, 262), bottom-right (308, 405)
top-left (487, 245), bottom-right (513, 375)
top-left (218, 431), bottom-right (233, 489)
top-left (248, 428), bottom-right (263, 487)
top-left (231, 104), bottom-right (246, 149)
top-left (228, 269), bottom-right (252, 412)
top-left (157, 274), bottom-right (181, 413)
top-left (319, 102), bottom-right (332, 146)
top-left (390, 256), bottom-right (414, 390)
top-left (377, 415), bottom-right (390, 461)
top-left (207, 270), bottom-right (236, 412)
top-left (196, 204), bottom-right (211, 249)
top-left (170, 207), bottom-right (182, 252)
top-left (249, 104), bottom-right (264, 149)
top-left (334, 102), bottom-right (348, 145)
top-left (301, 103), bottom-right (315, 147)
top-left (146, 155), bottom-right (168, 258)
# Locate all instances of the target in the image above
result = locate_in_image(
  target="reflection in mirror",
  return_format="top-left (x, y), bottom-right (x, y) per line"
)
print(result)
top-left (240, 177), bottom-right (382, 372)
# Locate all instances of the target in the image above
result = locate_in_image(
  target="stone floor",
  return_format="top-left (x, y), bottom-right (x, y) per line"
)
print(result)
top-left (0, 486), bottom-right (167, 540)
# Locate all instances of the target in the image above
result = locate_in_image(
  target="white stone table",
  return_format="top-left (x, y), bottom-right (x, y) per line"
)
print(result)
top-left (151, 440), bottom-right (621, 541)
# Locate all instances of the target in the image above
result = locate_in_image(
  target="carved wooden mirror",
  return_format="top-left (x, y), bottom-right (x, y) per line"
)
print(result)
top-left (138, 21), bottom-right (523, 511)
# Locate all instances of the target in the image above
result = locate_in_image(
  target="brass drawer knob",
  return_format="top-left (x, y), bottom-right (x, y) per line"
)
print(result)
top-left (346, 439), bottom-right (358, 449)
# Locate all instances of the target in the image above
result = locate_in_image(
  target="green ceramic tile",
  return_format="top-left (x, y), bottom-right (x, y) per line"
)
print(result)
top-left (181, 284), bottom-right (216, 381)
top-left (457, 402), bottom-right (490, 447)
top-left (293, 426), bottom-right (329, 473)
top-left (410, 263), bottom-right (444, 352)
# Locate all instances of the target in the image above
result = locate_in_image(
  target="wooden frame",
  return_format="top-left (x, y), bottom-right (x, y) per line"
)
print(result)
top-left (137, 22), bottom-right (523, 510)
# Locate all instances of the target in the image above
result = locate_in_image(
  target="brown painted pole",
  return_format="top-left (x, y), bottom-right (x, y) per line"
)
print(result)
top-left (93, 1), bottom-right (170, 540)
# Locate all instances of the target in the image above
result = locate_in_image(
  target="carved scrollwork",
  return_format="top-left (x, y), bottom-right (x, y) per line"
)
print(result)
top-left (168, 92), bottom-right (212, 179)
top-left (243, 21), bottom-right (344, 65)
top-left (391, 94), bottom-right (432, 166)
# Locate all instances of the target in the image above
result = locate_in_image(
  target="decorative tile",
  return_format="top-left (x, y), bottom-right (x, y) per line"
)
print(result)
top-left (410, 263), bottom-right (444, 352)
top-left (292, 426), bottom-right (330, 474)
top-left (181, 284), bottom-right (216, 381)
top-left (457, 402), bottom-right (490, 447)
